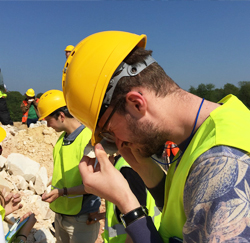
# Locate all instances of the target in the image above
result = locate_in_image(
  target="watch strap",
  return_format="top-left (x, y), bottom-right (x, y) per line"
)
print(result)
top-left (63, 187), bottom-right (68, 197)
top-left (120, 206), bottom-right (148, 228)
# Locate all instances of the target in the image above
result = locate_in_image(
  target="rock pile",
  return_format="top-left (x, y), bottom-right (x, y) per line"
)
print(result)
top-left (0, 122), bottom-right (105, 243)
top-left (2, 122), bottom-right (60, 178)
top-left (0, 122), bottom-right (61, 242)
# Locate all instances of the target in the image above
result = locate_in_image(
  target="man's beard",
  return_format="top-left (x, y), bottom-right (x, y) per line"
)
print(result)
top-left (126, 115), bottom-right (169, 158)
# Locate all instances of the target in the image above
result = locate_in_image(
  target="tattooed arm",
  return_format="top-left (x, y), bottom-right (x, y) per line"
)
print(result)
top-left (183, 146), bottom-right (250, 243)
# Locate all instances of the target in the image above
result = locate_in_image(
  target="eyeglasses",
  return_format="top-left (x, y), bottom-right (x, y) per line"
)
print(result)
top-left (98, 104), bottom-right (119, 143)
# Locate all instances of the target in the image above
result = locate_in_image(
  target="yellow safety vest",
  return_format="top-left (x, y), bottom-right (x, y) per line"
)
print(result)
top-left (103, 157), bottom-right (162, 243)
top-left (50, 127), bottom-right (92, 215)
top-left (0, 205), bottom-right (5, 220)
top-left (0, 90), bottom-right (7, 99)
top-left (159, 95), bottom-right (250, 242)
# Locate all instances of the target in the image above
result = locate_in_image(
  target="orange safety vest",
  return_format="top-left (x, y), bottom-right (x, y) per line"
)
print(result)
top-left (22, 98), bottom-right (39, 123)
top-left (165, 141), bottom-right (179, 157)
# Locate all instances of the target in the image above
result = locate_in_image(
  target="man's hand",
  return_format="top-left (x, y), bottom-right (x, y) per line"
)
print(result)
top-left (86, 211), bottom-right (105, 225)
top-left (79, 143), bottom-right (140, 214)
top-left (42, 189), bottom-right (61, 203)
top-left (119, 145), bottom-right (165, 189)
top-left (33, 99), bottom-right (38, 106)
top-left (3, 190), bottom-right (23, 216)
top-left (119, 145), bottom-right (150, 172)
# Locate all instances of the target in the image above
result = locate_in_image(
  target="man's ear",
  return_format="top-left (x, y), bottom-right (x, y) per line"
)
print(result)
top-left (125, 91), bottom-right (147, 118)
top-left (59, 111), bottom-right (66, 122)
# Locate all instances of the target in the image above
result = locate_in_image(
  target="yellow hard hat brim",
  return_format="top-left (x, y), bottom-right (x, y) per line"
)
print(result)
top-left (38, 90), bottom-right (66, 120)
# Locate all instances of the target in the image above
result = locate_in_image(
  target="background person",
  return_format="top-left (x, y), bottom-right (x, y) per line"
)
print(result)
top-left (64, 45), bottom-right (74, 59)
top-left (0, 126), bottom-right (36, 242)
top-left (20, 88), bottom-right (39, 127)
top-left (38, 90), bottom-right (101, 243)
top-left (62, 31), bottom-right (250, 243)
top-left (0, 68), bottom-right (13, 126)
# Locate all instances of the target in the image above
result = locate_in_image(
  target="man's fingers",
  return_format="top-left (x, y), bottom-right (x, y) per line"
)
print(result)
top-left (95, 162), bottom-right (100, 171)
top-left (80, 155), bottom-right (96, 166)
top-left (79, 155), bottom-right (96, 174)
top-left (17, 203), bottom-right (23, 210)
top-left (2, 188), bottom-right (6, 197)
top-left (95, 143), bottom-right (109, 163)
top-left (4, 193), bottom-right (13, 202)
top-left (42, 193), bottom-right (49, 201)
top-left (79, 156), bottom-right (94, 185)
top-left (13, 193), bottom-right (21, 199)
top-left (86, 219), bottom-right (95, 225)
top-left (12, 196), bottom-right (22, 204)
top-left (80, 143), bottom-right (108, 172)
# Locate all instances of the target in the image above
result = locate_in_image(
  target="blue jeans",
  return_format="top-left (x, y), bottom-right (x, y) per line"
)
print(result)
top-left (27, 118), bottom-right (38, 127)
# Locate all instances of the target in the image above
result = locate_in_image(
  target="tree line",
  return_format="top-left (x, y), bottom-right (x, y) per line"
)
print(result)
top-left (5, 81), bottom-right (250, 122)
top-left (189, 81), bottom-right (250, 108)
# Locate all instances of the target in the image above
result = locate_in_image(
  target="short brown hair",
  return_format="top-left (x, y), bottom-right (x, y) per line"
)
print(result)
top-left (49, 106), bottom-right (73, 119)
top-left (111, 47), bottom-right (179, 113)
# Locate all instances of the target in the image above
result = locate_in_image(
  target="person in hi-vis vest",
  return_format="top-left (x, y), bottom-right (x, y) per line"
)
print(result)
top-left (0, 68), bottom-right (13, 125)
top-left (0, 126), bottom-right (37, 242)
top-left (20, 88), bottom-right (40, 127)
top-left (62, 31), bottom-right (250, 243)
top-left (38, 90), bottom-right (101, 243)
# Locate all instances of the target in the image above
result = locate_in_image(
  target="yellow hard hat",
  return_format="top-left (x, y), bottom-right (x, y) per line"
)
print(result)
top-left (26, 88), bottom-right (35, 97)
top-left (62, 31), bottom-right (147, 145)
top-left (64, 45), bottom-right (74, 52)
top-left (38, 90), bottom-right (66, 120)
top-left (0, 127), bottom-right (6, 143)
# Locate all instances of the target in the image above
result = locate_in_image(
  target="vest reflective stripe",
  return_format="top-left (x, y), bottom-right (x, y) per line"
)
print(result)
top-left (50, 127), bottom-right (92, 215)
top-left (0, 205), bottom-right (5, 221)
top-left (159, 95), bottom-right (250, 242)
top-left (150, 204), bottom-right (161, 223)
top-left (103, 157), bottom-right (162, 242)
top-left (104, 217), bottom-right (127, 238)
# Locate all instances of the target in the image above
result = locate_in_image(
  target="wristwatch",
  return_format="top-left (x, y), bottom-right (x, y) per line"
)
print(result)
top-left (62, 187), bottom-right (68, 197)
top-left (120, 206), bottom-right (148, 228)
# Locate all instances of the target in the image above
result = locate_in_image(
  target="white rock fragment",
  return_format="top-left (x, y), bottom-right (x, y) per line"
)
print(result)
top-left (6, 153), bottom-right (40, 182)
top-left (0, 175), bottom-right (14, 192)
top-left (0, 155), bottom-right (7, 169)
top-left (34, 166), bottom-right (48, 195)
top-left (12, 175), bottom-right (28, 190)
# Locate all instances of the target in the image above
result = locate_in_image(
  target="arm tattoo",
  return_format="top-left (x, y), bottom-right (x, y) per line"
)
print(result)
top-left (183, 146), bottom-right (250, 242)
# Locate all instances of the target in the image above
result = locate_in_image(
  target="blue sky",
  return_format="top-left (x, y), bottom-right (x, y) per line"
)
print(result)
top-left (0, 1), bottom-right (249, 96)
